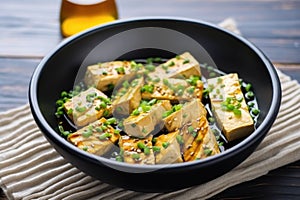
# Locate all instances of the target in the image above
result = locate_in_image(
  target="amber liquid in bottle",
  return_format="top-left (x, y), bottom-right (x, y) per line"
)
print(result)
top-left (60, 0), bottom-right (118, 37)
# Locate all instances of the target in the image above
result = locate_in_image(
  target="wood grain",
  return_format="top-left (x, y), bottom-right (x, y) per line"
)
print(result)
top-left (0, 58), bottom-right (39, 111)
top-left (1, 0), bottom-right (300, 63)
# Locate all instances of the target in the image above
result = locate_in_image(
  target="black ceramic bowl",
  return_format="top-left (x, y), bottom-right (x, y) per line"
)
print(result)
top-left (29, 17), bottom-right (281, 192)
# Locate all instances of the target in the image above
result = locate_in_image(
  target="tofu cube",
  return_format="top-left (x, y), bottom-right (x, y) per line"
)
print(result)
top-left (112, 77), bottom-right (144, 116)
top-left (68, 118), bottom-right (120, 155)
top-left (163, 99), bottom-right (207, 132)
top-left (84, 61), bottom-right (135, 92)
top-left (182, 116), bottom-right (220, 162)
top-left (207, 73), bottom-right (254, 141)
top-left (123, 100), bottom-right (172, 138)
top-left (148, 52), bottom-right (201, 80)
top-left (119, 135), bottom-right (155, 165)
top-left (64, 87), bottom-right (112, 127)
top-left (153, 131), bottom-right (183, 164)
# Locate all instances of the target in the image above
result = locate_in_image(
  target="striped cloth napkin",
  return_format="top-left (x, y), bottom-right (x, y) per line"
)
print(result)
top-left (1, 20), bottom-right (300, 200)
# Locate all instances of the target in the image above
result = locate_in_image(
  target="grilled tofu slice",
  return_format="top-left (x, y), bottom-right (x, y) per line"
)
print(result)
top-left (123, 100), bottom-right (172, 138)
top-left (119, 135), bottom-right (155, 165)
top-left (181, 116), bottom-right (220, 162)
top-left (68, 117), bottom-right (120, 155)
top-left (207, 73), bottom-right (254, 141)
top-left (163, 99), bottom-right (207, 132)
top-left (148, 52), bottom-right (201, 80)
top-left (64, 87), bottom-right (112, 127)
top-left (112, 77), bottom-right (144, 116)
top-left (84, 61), bottom-right (134, 92)
top-left (141, 77), bottom-right (203, 102)
top-left (153, 131), bottom-right (183, 164)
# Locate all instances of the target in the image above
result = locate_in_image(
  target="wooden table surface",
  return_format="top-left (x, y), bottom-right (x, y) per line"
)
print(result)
top-left (1, 0), bottom-right (299, 199)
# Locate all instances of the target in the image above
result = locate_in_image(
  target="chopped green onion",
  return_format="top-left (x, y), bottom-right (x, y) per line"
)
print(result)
top-left (82, 129), bottom-right (93, 138)
top-left (142, 127), bottom-right (147, 134)
top-left (187, 86), bottom-right (195, 94)
top-left (102, 110), bottom-right (110, 117)
top-left (233, 108), bottom-right (242, 117)
top-left (56, 99), bottom-right (64, 106)
top-left (251, 108), bottom-right (260, 116)
top-left (187, 75), bottom-right (200, 86)
top-left (204, 148), bottom-right (212, 156)
top-left (82, 146), bottom-right (88, 151)
top-left (131, 109), bottom-right (140, 116)
top-left (137, 142), bottom-right (146, 150)
top-left (115, 67), bottom-right (125, 74)
top-left (61, 91), bottom-right (68, 98)
top-left (122, 80), bottom-right (130, 89)
top-left (148, 99), bottom-right (157, 106)
top-left (163, 78), bottom-right (170, 86)
top-left (131, 153), bottom-right (140, 160)
top-left (208, 117), bottom-right (215, 123)
top-left (58, 125), bottom-right (71, 137)
top-left (101, 125), bottom-right (107, 131)
top-left (131, 79), bottom-right (139, 87)
top-left (99, 133), bottom-right (112, 140)
top-left (75, 106), bottom-right (86, 113)
top-left (176, 135), bottom-right (184, 145)
top-left (217, 77), bottom-right (222, 84)
top-left (162, 142), bottom-right (170, 149)
top-left (106, 117), bottom-right (117, 125)
top-left (162, 65), bottom-right (169, 71)
top-left (183, 59), bottom-right (190, 64)
top-left (141, 84), bottom-right (154, 93)
top-left (162, 110), bottom-right (173, 118)
top-left (245, 83), bottom-right (252, 92)
top-left (245, 91), bottom-right (254, 99)
top-left (115, 155), bottom-right (123, 162)
top-left (95, 127), bottom-right (103, 132)
top-left (172, 104), bottom-right (183, 112)
top-left (67, 108), bottom-right (73, 115)
top-left (145, 64), bottom-right (156, 72)
top-left (99, 102), bottom-right (107, 109)
top-left (209, 72), bottom-right (217, 78)
top-left (152, 146), bottom-right (161, 153)
top-left (144, 147), bottom-right (150, 155)
top-left (168, 61), bottom-right (175, 66)
top-left (248, 102), bottom-right (255, 107)
top-left (188, 126), bottom-right (194, 134)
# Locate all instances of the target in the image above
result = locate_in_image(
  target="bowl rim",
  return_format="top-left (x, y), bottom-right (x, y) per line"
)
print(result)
top-left (29, 16), bottom-right (281, 171)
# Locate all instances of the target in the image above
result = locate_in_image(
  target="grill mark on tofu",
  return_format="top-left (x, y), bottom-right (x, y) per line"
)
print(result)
top-left (163, 99), bottom-right (207, 132)
top-left (182, 116), bottom-right (220, 161)
top-left (68, 118), bottom-right (120, 155)
top-left (153, 131), bottom-right (183, 164)
top-left (119, 135), bottom-right (155, 165)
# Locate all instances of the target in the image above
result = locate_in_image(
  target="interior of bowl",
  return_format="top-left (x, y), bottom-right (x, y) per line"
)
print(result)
top-left (35, 18), bottom-right (277, 132)
top-left (29, 17), bottom-right (281, 178)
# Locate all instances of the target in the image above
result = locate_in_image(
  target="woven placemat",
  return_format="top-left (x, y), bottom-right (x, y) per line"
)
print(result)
top-left (1, 19), bottom-right (300, 200)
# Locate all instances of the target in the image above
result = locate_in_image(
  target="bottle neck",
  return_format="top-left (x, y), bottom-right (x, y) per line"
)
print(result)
top-left (66, 0), bottom-right (106, 5)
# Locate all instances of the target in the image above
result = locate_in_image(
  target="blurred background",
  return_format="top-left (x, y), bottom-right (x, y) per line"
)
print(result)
top-left (1, 0), bottom-right (299, 62)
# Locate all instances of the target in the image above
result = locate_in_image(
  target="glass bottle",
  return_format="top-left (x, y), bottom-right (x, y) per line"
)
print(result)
top-left (60, 0), bottom-right (118, 37)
